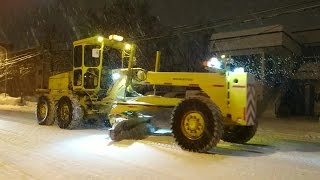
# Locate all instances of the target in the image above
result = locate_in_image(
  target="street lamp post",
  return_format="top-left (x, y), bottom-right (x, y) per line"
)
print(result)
top-left (0, 45), bottom-right (8, 97)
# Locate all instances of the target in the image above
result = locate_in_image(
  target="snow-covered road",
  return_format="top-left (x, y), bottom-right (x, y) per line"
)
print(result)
top-left (0, 109), bottom-right (320, 180)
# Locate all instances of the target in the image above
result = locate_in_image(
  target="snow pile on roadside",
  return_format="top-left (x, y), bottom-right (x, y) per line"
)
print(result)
top-left (0, 94), bottom-right (36, 113)
top-left (0, 94), bottom-right (24, 106)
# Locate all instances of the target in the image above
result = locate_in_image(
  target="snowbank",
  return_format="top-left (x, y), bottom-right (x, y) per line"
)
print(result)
top-left (0, 93), bottom-right (25, 106)
top-left (0, 94), bottom-right (36, 113)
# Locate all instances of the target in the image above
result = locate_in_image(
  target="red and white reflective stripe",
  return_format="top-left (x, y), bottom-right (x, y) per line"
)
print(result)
top-left (246, 85), bottom-right (256, 125)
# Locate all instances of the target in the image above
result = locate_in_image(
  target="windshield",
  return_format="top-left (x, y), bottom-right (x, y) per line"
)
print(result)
top-left (102, 47), bottom-right (122, 69)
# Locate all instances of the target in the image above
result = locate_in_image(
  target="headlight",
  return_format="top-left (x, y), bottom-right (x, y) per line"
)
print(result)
top-left (109, 35), bottom-right (124, 42)
top-left (234, 67), bottom-right (245, 73)
top-left (112, 73), bottom-right (121, 81)
top-left (124, 44), bottom-right (131, 50)
top-left (207, 57), bottom-right (222, 69)
top-left (97, 36), bottom-right (104, 42)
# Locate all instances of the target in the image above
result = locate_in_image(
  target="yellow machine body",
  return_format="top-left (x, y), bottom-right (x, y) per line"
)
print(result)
top-left (36, 35), bottom-right (257, 152)
top-left (38, 35), bottom-right (256, 128)
top-left (109, 71), bottom-right (256, 126)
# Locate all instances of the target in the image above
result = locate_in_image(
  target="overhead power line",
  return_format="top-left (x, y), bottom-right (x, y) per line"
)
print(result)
top-left (171, 0), bottom-right (320, 31)
top-left (182, 3), bottom-right (320, 34)
top-left (133, 0), bottom-right (320, 42)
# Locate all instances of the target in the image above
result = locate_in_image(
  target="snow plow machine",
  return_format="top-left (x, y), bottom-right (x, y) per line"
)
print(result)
top-left (36, 35), bottom-right (257, 152)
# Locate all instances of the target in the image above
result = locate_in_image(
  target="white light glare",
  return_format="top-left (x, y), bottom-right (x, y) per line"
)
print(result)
top-left (207, 57), bottom-right (222, 69)
top-left (112, 72), bottom-right (121, 81)
top-left (124, 44), bottom-right (131, 50)
top-left (234, 67), bottom-right (245, 73)
top-left (109, 35), bottom-right (124, 42)
top-left (97, 36), bottom-right (104, 42)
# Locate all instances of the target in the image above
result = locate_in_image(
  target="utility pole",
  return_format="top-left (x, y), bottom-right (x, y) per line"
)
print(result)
top-left (0, 45), bottom-right (8, 97)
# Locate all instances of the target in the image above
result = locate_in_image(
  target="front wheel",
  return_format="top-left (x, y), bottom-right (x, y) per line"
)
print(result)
top-left (56, 96), bottom-right (83, 129)
top-left (171, 97), bottom-right (223, 152)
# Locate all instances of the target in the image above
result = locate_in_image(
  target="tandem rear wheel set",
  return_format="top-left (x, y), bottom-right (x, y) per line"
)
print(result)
top-left (36, 95), bottom-right (257, 153)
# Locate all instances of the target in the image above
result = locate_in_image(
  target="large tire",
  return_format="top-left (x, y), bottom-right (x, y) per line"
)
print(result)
top-left (171, 97), bottom-right (223, 152)
top-left (56, 96), bottom-right (83, 129)
top-left (36, 95), bottom-right (55, 125)
top-left (222, 123), bottom-right (258, 144)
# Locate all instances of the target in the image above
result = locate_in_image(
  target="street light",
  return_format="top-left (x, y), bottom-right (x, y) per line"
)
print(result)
top-left (0, 45), bottom-right (8, 97)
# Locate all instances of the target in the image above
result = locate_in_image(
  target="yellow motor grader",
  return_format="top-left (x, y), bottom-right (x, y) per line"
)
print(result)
top-left (36, 35), bottom-right (257, 152)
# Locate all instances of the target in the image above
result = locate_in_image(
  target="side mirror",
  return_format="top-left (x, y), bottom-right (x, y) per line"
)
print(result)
top-left (92, 49), bottom-right (100, 58)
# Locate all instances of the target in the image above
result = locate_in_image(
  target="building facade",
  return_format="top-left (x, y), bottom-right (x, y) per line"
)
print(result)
top-left (210, 25), bottom-right (320, 117)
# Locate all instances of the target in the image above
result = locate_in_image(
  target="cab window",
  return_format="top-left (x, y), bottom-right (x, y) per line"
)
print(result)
top-left (74, 46), bottom-right (82, 67)
top-left (73, 69), bottom-right (82, 86)
top-left (84, 45), bottom-right (100, 67)
top-left (84, 68), bottom-right (99, 89)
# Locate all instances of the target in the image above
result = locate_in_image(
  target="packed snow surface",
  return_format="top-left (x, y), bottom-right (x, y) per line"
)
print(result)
top-left (0, 95), bottom-right (319, 179)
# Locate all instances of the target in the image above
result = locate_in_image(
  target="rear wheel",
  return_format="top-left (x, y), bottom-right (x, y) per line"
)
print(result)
top-left (56, 96), bottom-right (83, 129)
top-left (222, 123), bottom-right (258, 144)
top-left (171, 97), bottom-right (223, 152)
top-left (36, 95), bottom-right (55, 125)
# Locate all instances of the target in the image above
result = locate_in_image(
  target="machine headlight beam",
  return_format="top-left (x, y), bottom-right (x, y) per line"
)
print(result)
top-left (207, 57), bottom-right (222, 69)
top-left (109, 35), bottom-right (124, 42)
top-left (234, 67), bottom-right (245, 73)
top-left (97, 36), bottom-right (104, 42)
top-left (112, 73), bottom-right (121, 81)
top-left (124, 44), bottom-right (132, 50)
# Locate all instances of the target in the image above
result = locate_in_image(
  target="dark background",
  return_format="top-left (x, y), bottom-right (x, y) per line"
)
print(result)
top-left (1, 0), bottom-right (319, 27)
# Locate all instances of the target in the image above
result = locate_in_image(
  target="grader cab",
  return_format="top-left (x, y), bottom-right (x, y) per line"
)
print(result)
top-left (36, 35), bottom-right (257, 152)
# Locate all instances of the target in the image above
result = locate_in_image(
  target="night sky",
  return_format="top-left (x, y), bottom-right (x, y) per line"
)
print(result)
top-left (1, 0), bottom-right (319, 27)
top-left (0, 0), bottom-right (320, 48)
top-left (150, 0), bottom-right (320, 29)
